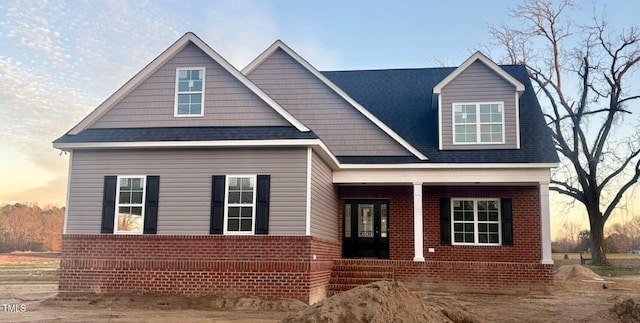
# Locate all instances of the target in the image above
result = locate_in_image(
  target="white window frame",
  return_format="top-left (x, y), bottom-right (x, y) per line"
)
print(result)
top-left (114, 175), bottom-right (146, 234)
top-left (223, 175), bottom-right (257, 235)
top-left (451, 198), bottom-right (501, 246)
top-left (452, 102), bottom-right (505, 144)
top-left (174, 67), bottom-right (206, 117)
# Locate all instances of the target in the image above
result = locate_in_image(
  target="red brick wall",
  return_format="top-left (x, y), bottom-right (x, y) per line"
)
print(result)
top-left (59, 234), bottom-right (340, 304)
top-left (423, 186), bottom-right (541, 263)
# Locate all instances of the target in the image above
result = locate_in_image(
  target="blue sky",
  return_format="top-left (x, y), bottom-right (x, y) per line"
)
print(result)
top-left (0, 0), bottom-right (638, 237)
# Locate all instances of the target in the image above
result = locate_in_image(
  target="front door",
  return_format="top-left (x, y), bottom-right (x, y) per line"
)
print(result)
top-left (342, 200), bottom-right (389, 258)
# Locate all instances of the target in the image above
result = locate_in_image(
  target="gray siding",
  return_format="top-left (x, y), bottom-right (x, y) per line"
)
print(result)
top-left (247, 49), bottom-right (411, 157)
top-left (91, 43), bottom-right (290, 128)
top-left (309, 150), bottom-right (339, 241)
top-left (441, 60), bottom-right (518, 150)
top-left (66, 148), bottom-right (307, 235)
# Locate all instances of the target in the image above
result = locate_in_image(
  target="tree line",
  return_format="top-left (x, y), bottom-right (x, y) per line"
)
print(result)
top-left (552, 219), bottom-right (640, 254)
top-left (0, 203), bottom-right (64, 252)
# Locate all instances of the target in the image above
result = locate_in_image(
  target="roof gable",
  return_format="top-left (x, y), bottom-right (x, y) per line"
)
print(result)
top-left (433, 51), bottom-right (525, 94)
top-left (68, 32), bottom-right (309, 135)
top-left (243, 40), bottom-right (428, 161)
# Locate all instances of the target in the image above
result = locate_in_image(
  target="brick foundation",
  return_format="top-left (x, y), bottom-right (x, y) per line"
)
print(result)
top-left (59, 234), bottom-right (340, 304)
top-left (60, 185), bottom-right (552, 301)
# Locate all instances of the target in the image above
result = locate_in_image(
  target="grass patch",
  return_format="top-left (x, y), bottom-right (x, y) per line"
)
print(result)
top-left (586, 265), bottom-right (640, 277)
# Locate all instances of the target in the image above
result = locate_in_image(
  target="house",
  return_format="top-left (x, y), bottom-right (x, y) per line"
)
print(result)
top-left (53, 32), bottom-right (559, 304)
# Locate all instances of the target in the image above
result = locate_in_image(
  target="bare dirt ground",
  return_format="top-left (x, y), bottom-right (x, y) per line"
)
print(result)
top-left (2, 253), bottom-right (640, 322)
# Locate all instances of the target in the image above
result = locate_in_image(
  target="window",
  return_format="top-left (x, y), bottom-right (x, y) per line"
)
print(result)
top-left (175, 67), bottom-right (205, 116)
top-left (224, 175), bottom-right (256, 234)
top-left (452, 199), bottom-right (500, 245)
top-left (115, 176), bottom-right (146, 234)
top-left (453, 102), bottom-right (504, 144)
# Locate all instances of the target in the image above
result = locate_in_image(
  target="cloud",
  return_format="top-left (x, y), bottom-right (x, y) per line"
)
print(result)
top-left (0, 175), bottom-right (67, 207)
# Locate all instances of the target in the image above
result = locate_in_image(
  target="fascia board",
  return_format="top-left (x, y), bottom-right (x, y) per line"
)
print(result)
top-left (433, 51), bottom-right (525, 94)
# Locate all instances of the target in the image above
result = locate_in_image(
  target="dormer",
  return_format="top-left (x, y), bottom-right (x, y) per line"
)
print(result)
top-left (434, 52), bottom-right (525, 150)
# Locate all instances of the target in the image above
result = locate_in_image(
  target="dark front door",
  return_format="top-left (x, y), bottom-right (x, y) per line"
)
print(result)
top-left (343, 200), bottom-right (389, 259)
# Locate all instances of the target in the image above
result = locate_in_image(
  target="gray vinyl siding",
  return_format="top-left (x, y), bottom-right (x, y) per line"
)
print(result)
top-left (247, 49), bottom-right (411, 157)
top-left (91, 43), bottom-right (290, 128)
top-left (309, 151), bottom-right (339, 241)
top-left (66, 148), bottom-right (307, 235)
top-left (440, 60), bottom-right (518, 150)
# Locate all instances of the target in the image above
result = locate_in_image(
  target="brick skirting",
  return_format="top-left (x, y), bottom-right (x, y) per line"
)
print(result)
top-left (333, 259), bottom-right (553, 294)
top-left (59, 234), bottom-right (340, 304)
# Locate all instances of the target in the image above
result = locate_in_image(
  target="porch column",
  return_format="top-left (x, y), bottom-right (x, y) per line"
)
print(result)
top-left (540, 181), bottom-right (553, 264)
top-left (413, 182), bottom-right (425, 261)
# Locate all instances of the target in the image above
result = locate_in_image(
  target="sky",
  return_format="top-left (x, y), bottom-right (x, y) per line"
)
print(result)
top-left (0, 0), bottom-right (638, 239)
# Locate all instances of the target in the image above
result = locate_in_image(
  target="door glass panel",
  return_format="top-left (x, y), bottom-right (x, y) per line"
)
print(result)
top-left (344, 204), bottom-right (351, 238)
top-left (380, 204), bottom-right (388, 238)
top-left (358, 204), bottom-right (374, 238)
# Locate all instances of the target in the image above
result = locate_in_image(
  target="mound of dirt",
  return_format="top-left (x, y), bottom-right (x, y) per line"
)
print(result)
top-left (281, 281), bottom-right (483, 323)
top-left (581, 298), bottom-right (640, 323)
top-left (554, 265), bottom-right (601, 281)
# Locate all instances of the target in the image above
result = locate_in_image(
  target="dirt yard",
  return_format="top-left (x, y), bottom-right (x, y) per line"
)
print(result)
top-left (2, 253), bottom-right (640, 322)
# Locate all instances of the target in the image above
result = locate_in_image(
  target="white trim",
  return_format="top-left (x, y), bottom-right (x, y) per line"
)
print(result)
top-left (333, 168), bottom-right (554, 184)
top-left (413, 183), bottom-right (425, 261)
top-left (438, 94), bottom-right (443, 150)
top-left (305, 148), bottom-right (312, 236)
top-left (62, 151), bottom-right (72, 234)
top-left (174, 67), bottom-right (205, 117)
top-left (243, 40), bottom-right (428, 161)
top-left (515, 92), bottom-right (521, 149)
top-left (223, 175), bottom-right (257, 235)
top-left (69, 32), bottom-right (309, 134)
top-left (338, 163), bottom-right (559, 169)
top-left (114, 175), bottom-right (147, 234)
top-left (450, 198), bottom-right (501, 246)
top-left (539, 181), bottom-right (554, 264)
top-left (54, 139), bottom-right (325, 150)
top-left (452, 102), bottom-right (505, 145)
top-left (433, 51), bottom-right (525, 94)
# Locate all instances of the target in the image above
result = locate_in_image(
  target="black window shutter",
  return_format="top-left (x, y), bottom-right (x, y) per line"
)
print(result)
top-left (440, 198), bottom-right (451, 245)
top-left (210, 176), bottom-right (226, 234)
top-left (255, 175), bottom-right (271, 235)
top-left (501, 198), bottom-right (514, 245)
top-left (143, 176), bottom-right (160, 234)
top-left (101, 176), bottom-right (117, 234)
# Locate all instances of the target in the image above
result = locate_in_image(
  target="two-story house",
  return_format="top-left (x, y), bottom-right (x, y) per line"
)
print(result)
top-left (53, 32), bottom-right (558, 304)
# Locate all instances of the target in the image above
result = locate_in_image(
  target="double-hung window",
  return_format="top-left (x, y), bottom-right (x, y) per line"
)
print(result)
top-left (175, 67), bottom-right (205, 117)
top-left (453, 102), bottom-right (504, 144)
top-left (115, 176), bottom-right (146, 234)
top-left (452, 199), bottom-right (501, 245)
top-left (224, 175), bottom-right (256, 234)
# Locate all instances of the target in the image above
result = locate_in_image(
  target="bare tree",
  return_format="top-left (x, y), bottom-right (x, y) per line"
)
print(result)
top-left (489, 0), bottom-right (640, 265)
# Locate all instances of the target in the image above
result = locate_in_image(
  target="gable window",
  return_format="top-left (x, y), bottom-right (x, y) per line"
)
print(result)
top-left (453, 102), bottom-right (504, 144)
top-left (452, 199), bottom-right (501, 245)
top-left (224, 175), bottom-right (256, 234)
top-left (175, 67), bottom-right (205, 117)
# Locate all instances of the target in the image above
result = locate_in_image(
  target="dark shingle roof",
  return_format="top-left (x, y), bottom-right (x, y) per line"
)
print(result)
top-left (54, 126), bottom-right (317, 144)
top-left (322, 65), bottom-right (559, 163)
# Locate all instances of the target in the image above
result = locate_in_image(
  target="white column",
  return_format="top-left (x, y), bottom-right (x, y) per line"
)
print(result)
top-left (413, 182), bottom-right (425, 261)
top-left (540, 181), bottom-right (553, 264)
